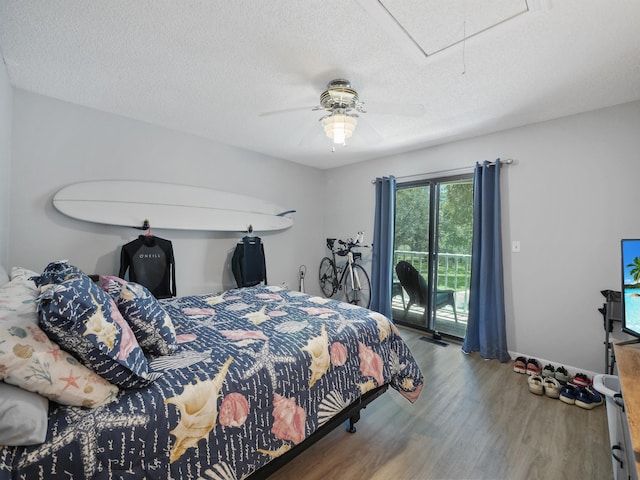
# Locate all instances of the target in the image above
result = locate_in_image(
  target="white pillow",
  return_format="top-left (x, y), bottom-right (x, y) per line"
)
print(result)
top-left (0, 268), bottom-right (120, 407)
top-left (0, 382), bottom-right (48, 446)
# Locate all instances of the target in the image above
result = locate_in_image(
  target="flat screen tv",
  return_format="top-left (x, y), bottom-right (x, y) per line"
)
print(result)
top-left (621, 239), bottom-right (640, 343)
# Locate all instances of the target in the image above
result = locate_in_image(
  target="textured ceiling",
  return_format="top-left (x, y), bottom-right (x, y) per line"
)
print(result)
top-left (1, 1), bottom-right (639, 169)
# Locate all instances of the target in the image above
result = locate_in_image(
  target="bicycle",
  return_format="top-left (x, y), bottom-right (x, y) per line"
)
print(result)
top-left (319, 233), bottom-right (371, 308)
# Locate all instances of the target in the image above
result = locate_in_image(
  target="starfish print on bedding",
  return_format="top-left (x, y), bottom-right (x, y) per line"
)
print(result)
top-left (16, 406), bottom-right (148, 478)
top-left (59, 370), bottom-right (81, 391)
top-left (47, 345), bottom-right (61, 362)
top-left (242, 305), bottom-right (270, 326)
top-left (325, 313), bottom-right (367, 336)
top-left (206, 293), bottom-right (226, 306)
top-left (241, 340), bottom-right (297, 387)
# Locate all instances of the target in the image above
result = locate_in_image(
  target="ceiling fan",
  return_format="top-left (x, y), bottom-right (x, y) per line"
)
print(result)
top-left (260, 78), bottom-right (426, 149)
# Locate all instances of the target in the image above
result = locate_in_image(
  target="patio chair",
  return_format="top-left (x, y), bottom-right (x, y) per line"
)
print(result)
top-left (395, 261), bottom-right (458, 322)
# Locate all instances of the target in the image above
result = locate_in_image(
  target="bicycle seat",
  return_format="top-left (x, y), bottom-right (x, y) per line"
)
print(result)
top-left (326, 238), bottom-right (337, 250)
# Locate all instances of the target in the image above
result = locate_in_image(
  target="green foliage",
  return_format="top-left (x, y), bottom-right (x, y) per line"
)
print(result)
top-left (394, 179), bottom-right (473, 255)
top-left (395, 186), bottom-right (430, 252)
top-left (438, 181), bottom-right (473, 255)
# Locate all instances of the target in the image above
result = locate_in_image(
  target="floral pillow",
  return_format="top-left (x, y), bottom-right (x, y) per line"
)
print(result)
top-left (37, 274), bottom-right (160, 389)
top-left (0, 268), bottom-right (119, 407)
top-left (101, 276), bottom-right (177, 356)
top-left (31, 260), bottom-right (85, 288)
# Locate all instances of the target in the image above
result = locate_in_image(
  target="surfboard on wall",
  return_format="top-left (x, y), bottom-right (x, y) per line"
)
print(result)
top-left (53, 180), bottom-right (295, 232)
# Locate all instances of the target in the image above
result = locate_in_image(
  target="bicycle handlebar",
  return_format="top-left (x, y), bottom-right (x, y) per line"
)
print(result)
top-left (327, 237), bottom-right (370, 253)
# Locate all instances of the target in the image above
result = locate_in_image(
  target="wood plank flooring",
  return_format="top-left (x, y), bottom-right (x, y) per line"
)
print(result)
top-left (269, 327), bottom-right (612, 480)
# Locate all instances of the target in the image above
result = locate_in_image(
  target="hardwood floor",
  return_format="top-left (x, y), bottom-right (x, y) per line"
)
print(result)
top-left (269, 327), bottom-right (612, 480)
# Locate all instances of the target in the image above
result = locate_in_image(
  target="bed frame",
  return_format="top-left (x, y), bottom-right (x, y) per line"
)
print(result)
top-left (250, 384), bottom-right (389, 478)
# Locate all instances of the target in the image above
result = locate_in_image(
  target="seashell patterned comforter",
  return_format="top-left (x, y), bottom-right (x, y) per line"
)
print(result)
top-left (0, 286), bottom-right (423, 479)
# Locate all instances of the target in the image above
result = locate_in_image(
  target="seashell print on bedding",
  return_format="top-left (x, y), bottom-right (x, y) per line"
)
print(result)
top-left (317, 390), bottom-right (348, 427)
top-left (329, 342), bottom-right (348, 366)
top-left (165, 356), bottom-right (233, 463)
top-left (274, 320), bottom-right (309, 334)
top-left (369, 311), bottom-right (391, 342)
top-left (218, 392), bottom-right (249, 427)
top-left (257, 444), bottom-right (292, 458)
top-left (200, 462), bottom-right (238, 480)
top-left (271, 393), bottom-right (306, 444)
top-left (358, 342), bottom-right (384, 386)
top-left (219, 329), bottom-right (268, 341)
top-left (182, 307), bottom-right (217, 317)
top-left (3, 284), bottom-right (424, 478)
top-left (301, 324), bottom-right (330, 387)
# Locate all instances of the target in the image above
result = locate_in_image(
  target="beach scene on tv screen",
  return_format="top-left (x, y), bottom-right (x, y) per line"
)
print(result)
top-left (623, 240), bottom-right (640, 333)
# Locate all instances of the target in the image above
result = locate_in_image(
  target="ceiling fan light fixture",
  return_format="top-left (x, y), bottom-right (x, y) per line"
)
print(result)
top-left (321, 111), bottom-right (358, 145)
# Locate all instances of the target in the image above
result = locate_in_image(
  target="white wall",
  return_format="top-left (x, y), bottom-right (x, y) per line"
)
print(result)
top-left (324, 100), bottom-right (640, 374)
top-left (0, 58), bottom-right (12, 267)
top-left (9, 90), bottom-right (326, 296)
top-left (9, 87), bottom-right (640, 373)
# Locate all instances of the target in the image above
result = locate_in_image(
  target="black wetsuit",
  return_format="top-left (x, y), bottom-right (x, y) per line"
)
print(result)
top-left (231, 236), bottom-right (267, 288)
top-left (119, 235), bottom-right (176, 298)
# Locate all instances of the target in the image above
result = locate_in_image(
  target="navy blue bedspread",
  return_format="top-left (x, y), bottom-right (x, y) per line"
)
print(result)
top-left (0, 286), bottom-right (423, 479)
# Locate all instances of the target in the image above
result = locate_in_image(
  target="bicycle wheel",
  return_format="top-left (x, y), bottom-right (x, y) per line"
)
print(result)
top-left (344, 263), bottom-right (371, 308)
top-left (319, 257), bottom-right (337, 297)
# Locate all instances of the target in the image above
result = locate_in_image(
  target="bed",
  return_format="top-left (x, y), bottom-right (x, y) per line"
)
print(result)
top-left (0, 263), bottom-right (423, 480)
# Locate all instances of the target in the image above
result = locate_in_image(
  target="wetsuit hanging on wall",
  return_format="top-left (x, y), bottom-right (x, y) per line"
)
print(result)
top-left (119, 235), bottom-right (176, 298)
top-left (231, 236), bottom-right (267, 288)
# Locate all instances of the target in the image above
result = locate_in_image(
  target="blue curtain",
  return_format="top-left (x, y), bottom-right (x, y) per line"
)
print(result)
top-left (462, 161), bottom-right (510, 362)
top-left (370, 176), bottom-right (396, 319)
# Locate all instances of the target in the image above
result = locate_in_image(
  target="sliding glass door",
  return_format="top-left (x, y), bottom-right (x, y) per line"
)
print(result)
top-left (392, 176), bottom-right (473, 339)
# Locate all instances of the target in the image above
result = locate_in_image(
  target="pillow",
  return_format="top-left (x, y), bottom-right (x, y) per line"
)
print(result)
top-left (0, 270), bottom-right (119, 407)
top-left (0, 381), bottom-right (48, 446)
top-left (102, 276), bottom-right (177, 356)
top-left (31, 260), bottom-right (85, 288)
top-left (37, 274), bottom-right (159, 389)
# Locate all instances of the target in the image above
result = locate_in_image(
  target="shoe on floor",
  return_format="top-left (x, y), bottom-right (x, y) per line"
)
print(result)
top-left (543, 377), bottom-right (561, 399)
top-left (575, 387), bottom-right (604, 410)
top-left (555, 366), bottom-right (570, 384)
top-left (572, 373), bottom-right (591, 388)
top-left (528, 375), bottom-right (544, 395)
top-left (542, 364), bottom-right (555, 377)
top-left (559, 384), bottom-right (579, 405)
top-left (514, 356), bottom-right (527, 374)
top-left (526, 358), bottom-right (542, 376)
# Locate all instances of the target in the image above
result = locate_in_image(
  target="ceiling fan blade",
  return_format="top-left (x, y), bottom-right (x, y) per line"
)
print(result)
top-left (258, 106), bottom-right (317, 117)
top-left (297, 120), bottom-right (327, 148)
top-left (353, 117), bottom-right (383, 145)
top-left (362, 101), bottom-right (426, 117)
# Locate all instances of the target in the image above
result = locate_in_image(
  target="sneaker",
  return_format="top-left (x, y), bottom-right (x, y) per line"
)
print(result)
top-left (526, 358), bottom-right (542, 376)
top-left (514, 356), bottom-right (527, 374)
top-left (575, 387), bottom-right (604, 410)
top-left (542, 364), bottom-right (555, 377)
top-left (572, 373), bottom-right (591, 388)
top-left (559, 384), bottom-right (579, 405)
top-left (555, 366), bottom-right (570, 384)
top-left (543, 377), bottom-right (561, 399)
top-left (528, 375), bottom-right (544, 395)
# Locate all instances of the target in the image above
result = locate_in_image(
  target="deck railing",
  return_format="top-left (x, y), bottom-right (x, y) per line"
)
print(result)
top-left (393, 250), bottom-right (471, 314)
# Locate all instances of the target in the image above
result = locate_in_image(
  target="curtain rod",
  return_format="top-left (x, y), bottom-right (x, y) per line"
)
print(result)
top-left (371, 158), bottom-right (514, 184)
